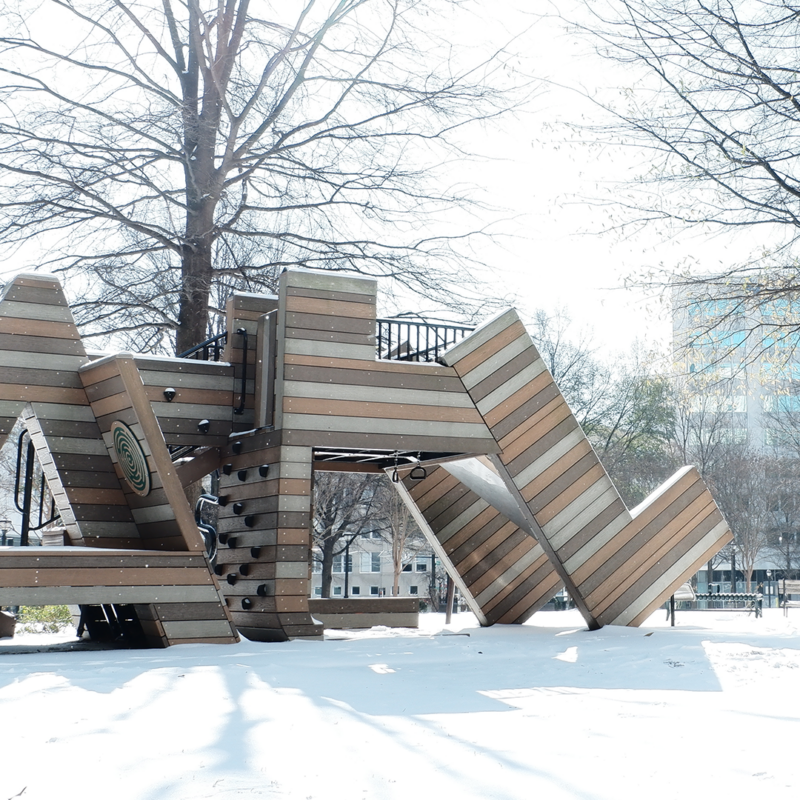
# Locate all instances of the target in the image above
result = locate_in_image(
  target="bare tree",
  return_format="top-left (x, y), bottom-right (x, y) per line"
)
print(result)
top-left (763, 456), bottom-right (800, 579)
top-left (712, 446), bottom-right (774, 591)
top-left (372, 478), bottom-right (427, 597)
top-left (592, 361), bottom-right (675, 507)
top-left (529, 308), bottom-right (609, 431)
top-left (572, 1), bottom-right (800, 353)
top-left (530, 310), bottom-right (677, 506)
top-left (0, 1), bottom-right (528, 354)
top-left (669, 373), bottom-right (741, 583)
top-left (312, 471), bottom-right (382, 598)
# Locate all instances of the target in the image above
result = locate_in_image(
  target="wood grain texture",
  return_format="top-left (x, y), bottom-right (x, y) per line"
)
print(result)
top-left (391, 465), bottom-right (561, 625)
top-left (0, 547), bottom-right (237, 646)
top-left (441, 307), bottom-right (732, 629)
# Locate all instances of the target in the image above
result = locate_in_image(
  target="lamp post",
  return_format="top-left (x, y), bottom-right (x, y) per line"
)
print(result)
top-left (0, 518), bottom-right (9, 546)
top-left (767, 569), bottom-right (772, 609)
top-left (344, 539), bottom-right (350, 599)
top-left (730, 545), bottom-right (737, 594)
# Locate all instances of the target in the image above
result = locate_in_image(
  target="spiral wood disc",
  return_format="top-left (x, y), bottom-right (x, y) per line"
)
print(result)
top-left (111, 420), bottom-right (151, 497)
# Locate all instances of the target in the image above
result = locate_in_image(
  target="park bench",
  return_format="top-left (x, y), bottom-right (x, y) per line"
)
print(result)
top-left (694, 592), bottom-right (762, 618)
top-left (781, 580), bottom-right (800, 615)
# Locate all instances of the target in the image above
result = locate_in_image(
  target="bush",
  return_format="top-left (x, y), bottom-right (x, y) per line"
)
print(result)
top-left (16, 605), bottom-right (74, 634)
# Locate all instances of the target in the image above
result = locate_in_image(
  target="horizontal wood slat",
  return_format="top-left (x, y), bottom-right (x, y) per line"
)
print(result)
top-left (0, 547), bottom-right (237, 645)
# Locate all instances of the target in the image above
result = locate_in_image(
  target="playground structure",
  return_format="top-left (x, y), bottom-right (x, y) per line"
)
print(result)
top-left (0, 268), bottom-right (732, 645)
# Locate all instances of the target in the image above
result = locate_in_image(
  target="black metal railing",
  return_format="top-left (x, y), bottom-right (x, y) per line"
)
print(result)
top-left (178, 331), bottom-right (228, 361)
top-left (176, 328), bottom-right (248, 421)
top-left (13, 429), bottom-right (59, 545)
top-left (376, 319), bottom-right (474, 363)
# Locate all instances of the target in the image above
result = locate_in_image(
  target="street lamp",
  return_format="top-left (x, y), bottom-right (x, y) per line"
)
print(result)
top-left (0, 519), bottom-right (10, 546)
top-left (766, 569), bottom-right (773, 609)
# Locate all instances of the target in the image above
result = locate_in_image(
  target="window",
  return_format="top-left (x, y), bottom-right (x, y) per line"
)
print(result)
top-left (689, 329), bottom-right (746, 350)
top-left (371, 530), bottom-right (382, 539)
top-left (770, 394), bottom-right (800, 413)
top-left (370, 586), bottom-right (379, 596)
top-left (312, 556), bottom-right (322, 574)
top-left (402, 562), bottom-right (412, 572)
top-left (719, 427), bottom-right (748, 444)
top-left (333, 586), bottom-right (342, 596)
top-left (314, 587), bottom-right (322, 596)
top-left (351, 586), bottom-right (360, 595)
top-left (689, 395), bottom-right (746, 413)
top-left (415, 558), bottom-right (428, 572)
top-left (332, 554), bottom-right (352, 573)
top-left (409, 585), bottom-right (418, 596)
top-left (361, 552), bottom-right (381, 573)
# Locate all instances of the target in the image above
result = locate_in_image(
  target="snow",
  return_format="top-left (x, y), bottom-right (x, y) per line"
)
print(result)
top-left (3, 608), bottom-right (800, 799)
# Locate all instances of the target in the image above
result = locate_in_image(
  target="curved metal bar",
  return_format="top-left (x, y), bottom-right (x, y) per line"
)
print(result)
top-left (234, 327), bottom-right (248, 415)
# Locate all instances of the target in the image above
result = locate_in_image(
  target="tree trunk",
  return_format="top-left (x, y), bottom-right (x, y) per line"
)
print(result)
top-left (175, 254), bottom-right (213, 354)
top-left (320, 537), bottom-right (336, 599)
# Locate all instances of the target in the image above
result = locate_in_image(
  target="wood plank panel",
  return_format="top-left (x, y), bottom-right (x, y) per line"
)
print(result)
top-left (391, 466), bottom-right (560, 626)
top-left (439, 307), bottom-right (732, 630)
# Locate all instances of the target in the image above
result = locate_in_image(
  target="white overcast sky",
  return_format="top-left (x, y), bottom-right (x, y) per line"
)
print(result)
top-left (459, 0), bottom-right (768, 358)
top-left (1, 0), bottom-right (768, 358)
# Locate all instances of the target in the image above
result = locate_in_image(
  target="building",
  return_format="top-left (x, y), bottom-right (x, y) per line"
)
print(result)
top-left (310, 531), bottom-right (436, 600)
top-left (672, 283), bottom-right (800, 592)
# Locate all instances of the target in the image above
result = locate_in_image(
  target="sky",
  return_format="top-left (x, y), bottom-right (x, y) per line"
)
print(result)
top-left (457, 1), bottom-right (764, 358)
top-left (0, 0), bottom-right (769, 359)
top-left (3, 607), bottom-right (800, 799)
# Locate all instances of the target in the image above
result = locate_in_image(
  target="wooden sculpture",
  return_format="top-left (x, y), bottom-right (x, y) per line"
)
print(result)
top-left (0, 268), bottom-right (732, 644)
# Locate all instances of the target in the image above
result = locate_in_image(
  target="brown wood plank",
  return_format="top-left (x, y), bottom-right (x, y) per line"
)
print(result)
top-left (0, 332), bottom-right (84, 356)
top-left (498, 393), bottom-right (565, 458)
top-left (470, 347), bottom-right (539, 403)
top-left (284, 326), bottom-right (375, 346)
top-left (0, 566), bottom-right (213, 587)
top-left (461, 528), bottom-right (531, 591)
top-left (555, 498), bottom-right (628, 564)
top-left (285, 363), bottom-right (467, 393)
top-left (626, 534), bottom-right (732, 627)
top-left (284, 297), bottom-right (377, 319)
top-left (534, 463), bottom-right (608, 526)
top-left (494, 569), bottom-right (562, 624)
top-left (589, 500), bottom-right (717, 616)
top-left (449, 319), bottom-right (527, 377)
top-left (285, 352), bottom-right (458, 378)
top-left (501, 403), bottom-right (575, 474)
top-left (452, 517), bottom-right (527, 575)
top-left (598, 509), bottom-right (726, 626)
top-left (484, 371), bottom-right (559, 430)
top-left (285, 285), bottom-right (377, 306)
top-left (283, 396), bottom-right (484, 424)
top-left (0, 316), bottom-right (81, 339)
top-left (502, 416), bottom-right (582, 481)
top-left (482, 552), bottom-right (554, 615)
top-left (520, 441), bottom-right (594, 504)
top-left (144, 386), bottom-right (233, 406)
top-left (571, 475), bottom-right (705, 590)
top-left (282, 428), bottom-right (498, 454)
top-left (0, 366), bottom-right (85, 388)
top-left (0, 385), bottom-right (87, 404)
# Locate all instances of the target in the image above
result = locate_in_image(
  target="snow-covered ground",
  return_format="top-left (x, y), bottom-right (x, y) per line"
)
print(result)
top-left (3, 607), bottom-right (799, 800)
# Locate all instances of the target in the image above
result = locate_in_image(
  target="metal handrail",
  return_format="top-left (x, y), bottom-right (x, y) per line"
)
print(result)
top-left (177, 329), bottom-right (248, 416)
top-left (178, 331), bottom-right (228, 361)
top-left (14, 429), bottom-right (59, 545)
top-left (376, 318), bottom-right (474, 362)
